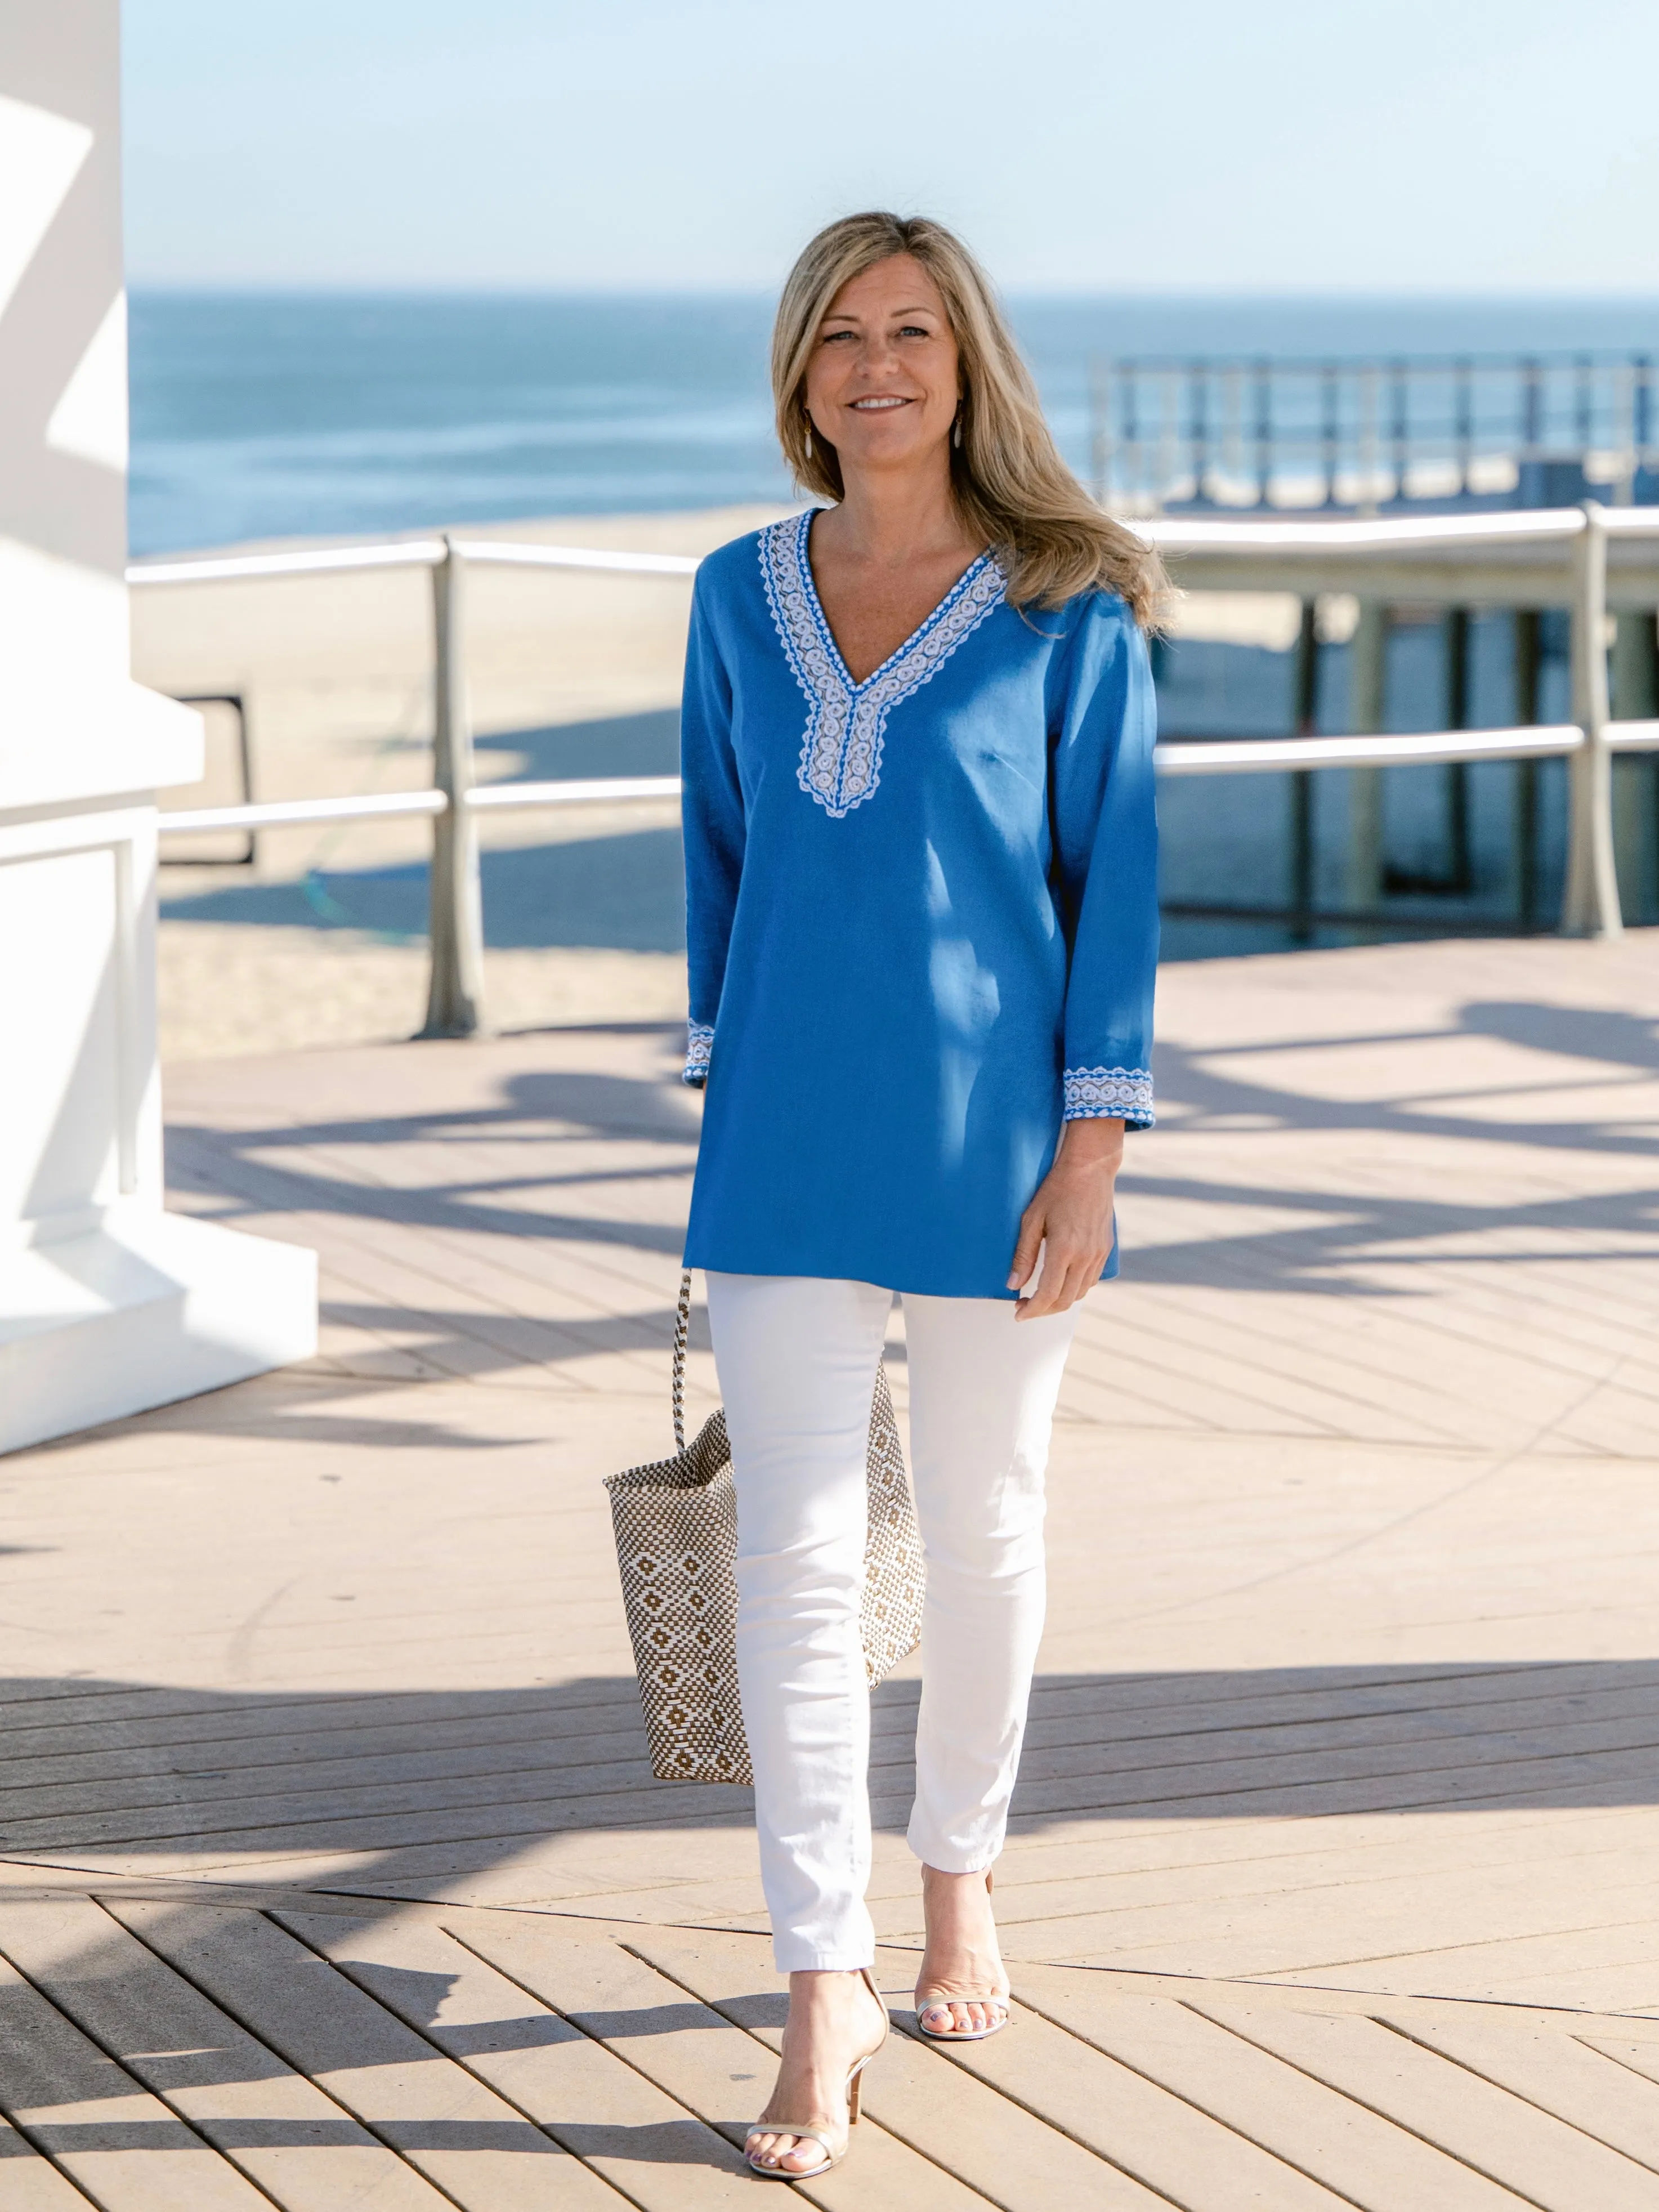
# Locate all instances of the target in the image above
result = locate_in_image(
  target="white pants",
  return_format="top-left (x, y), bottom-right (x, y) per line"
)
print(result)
top-left (705, 1271), bottom-right (1077, 1972)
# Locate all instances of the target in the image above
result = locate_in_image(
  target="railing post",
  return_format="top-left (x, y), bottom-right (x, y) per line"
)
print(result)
top-left (1389, 358), bottom-right (1410, 501)
top-left (1357, 366), bottom-right (1380, 517)
top-left (1560, 502), bottom-right (1622, 939)
top-left (1188, 363), bottom-right (1210, 505)
top-left (1454, 356), bottom-right (1473, 498)
top-left (1253, 357), bottom-right (1273, 507)
top-left (1089, 354), bottom-right (1115, 506)
top-left (420, 534), bottom-right (487, 1035)
top-left (1321, 360), bottom-right (1340, 508)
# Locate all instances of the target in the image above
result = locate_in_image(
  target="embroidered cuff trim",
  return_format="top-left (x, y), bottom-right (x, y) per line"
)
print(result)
top-left (1064, 1065), bottom-right (1155, 1127)
top-left (683, 1021), bottom-right (714, 1086)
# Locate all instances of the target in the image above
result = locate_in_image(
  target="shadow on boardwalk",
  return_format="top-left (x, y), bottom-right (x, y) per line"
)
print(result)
top-left (2, 1658), bottom-right (1656, 1897)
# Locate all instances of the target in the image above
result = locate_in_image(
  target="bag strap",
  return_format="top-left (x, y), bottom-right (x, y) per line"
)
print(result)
top-left (672, 1268), bottom-right (692, 1450)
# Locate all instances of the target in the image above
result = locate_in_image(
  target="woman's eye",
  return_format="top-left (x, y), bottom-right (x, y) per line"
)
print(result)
top-left (822, 329), bottom-right (856, 343)
top-left (898, 325), bottom-right (931, 338)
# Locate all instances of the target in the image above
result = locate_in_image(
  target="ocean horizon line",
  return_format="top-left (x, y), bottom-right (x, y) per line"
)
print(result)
top-left (128, 280), bottom-right (1659, 307)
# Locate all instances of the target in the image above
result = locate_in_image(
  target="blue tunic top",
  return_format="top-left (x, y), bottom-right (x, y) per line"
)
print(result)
top-left (680, 509), bottom-right (1158, 1299)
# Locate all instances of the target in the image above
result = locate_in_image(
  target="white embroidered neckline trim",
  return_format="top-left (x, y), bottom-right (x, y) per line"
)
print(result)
top-left (759, 511), bottom-right (1005, 819)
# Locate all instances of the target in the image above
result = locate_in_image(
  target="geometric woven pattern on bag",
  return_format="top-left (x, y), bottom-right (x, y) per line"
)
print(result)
top-left (605, 1270), bottom-right (925, 1786)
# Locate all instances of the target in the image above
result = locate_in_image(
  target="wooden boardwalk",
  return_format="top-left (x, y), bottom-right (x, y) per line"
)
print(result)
top-left (3, 930), bottom-right (1658, 2206)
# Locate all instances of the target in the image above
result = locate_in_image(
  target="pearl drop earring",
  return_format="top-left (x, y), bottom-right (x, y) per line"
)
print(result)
top-left (953, 408), bottom-right (963, 450)
top-left (804, 415), bottom-right (813, 461)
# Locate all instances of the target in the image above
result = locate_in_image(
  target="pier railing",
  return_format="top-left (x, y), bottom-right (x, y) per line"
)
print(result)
top-left (1092, 350), bottom-right (1658, 515)
top-left (133, 504), bottom-right (1659, 1037)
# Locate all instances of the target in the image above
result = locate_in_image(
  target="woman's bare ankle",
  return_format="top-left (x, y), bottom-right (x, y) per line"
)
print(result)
top-left (748, 1970), bottom-right (884, 2172)
top-left (916, 1863), bottom-right (1007, 2029)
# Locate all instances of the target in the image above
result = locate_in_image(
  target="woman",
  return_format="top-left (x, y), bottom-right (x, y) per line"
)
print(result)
top-left (679, 211), bottom-right (1163, 2178)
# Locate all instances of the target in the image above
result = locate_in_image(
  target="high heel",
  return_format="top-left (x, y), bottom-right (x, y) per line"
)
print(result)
top-left (915, 1868), bottom-right (1012, 2043)
top-left (746, 1967), bottom-right (889, 2179)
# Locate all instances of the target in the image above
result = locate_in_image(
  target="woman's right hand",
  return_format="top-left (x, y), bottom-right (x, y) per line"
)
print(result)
top-left (1007, 1117), bottom-right (1124, 1317)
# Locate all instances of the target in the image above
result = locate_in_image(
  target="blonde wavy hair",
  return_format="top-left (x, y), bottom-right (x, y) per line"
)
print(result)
top-left (772, 212), bottom-right (1167, 627)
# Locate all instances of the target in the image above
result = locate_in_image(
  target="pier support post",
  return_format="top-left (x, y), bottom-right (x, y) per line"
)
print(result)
top-left (1289, 600), bottom-right (1318, 938)
top-left (1560, 503), bottom-right (1622, 939)
top-left (1612, 609), bottom-right (1659, 920)
top-left (1443, 607), bottom-right (1473, 893)
top-left (1512, 611), bottom-right (1542, 926)
top-left (1347, 601), bottom-right (1389, 911)
top-left (421, 535), bottom-right (486, 1036)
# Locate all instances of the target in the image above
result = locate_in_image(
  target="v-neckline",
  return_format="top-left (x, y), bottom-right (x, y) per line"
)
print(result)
top-left (799, 509), bottom-right (995, 693)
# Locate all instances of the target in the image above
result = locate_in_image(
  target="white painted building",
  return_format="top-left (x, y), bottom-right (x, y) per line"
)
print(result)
top-left (0, 2), bottom-right (316, 1453)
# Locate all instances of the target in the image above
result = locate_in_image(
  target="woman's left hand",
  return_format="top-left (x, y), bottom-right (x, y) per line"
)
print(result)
top-left (1008, 1117), bottom-right (1125, 1318)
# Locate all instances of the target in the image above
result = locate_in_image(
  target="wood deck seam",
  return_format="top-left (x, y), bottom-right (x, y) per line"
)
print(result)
top-left (0, 1934), bottom-right (291, 2212)
top-left (898, 2004), bottom-right (1365, 2211)
top-left (268, 1910), bottom-right (746, 2212)
top-left (1374, 2012), bottom-right (1659, 2177)
top-left (106, 1899), bottom-right (641, 2210)
top-left (1168, 1997), bottom-right (1558, 2211)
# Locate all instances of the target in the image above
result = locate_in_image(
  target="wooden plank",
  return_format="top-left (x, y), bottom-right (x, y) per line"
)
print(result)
top-left (1008, 1959), bottom-right (1531, 2211)
top-left (1375, 1999), bottom-right (1659, 2174)
top-left (1187, 1986), bottom-right (1659, 2212)
top-left (0, 2110), bottom-right (100, 2210)
top-left (0, 1683), bottom-right (649, 1782)
top-left (0, 1951), bottom-right (269, 2211)
top-left (0, 1731), bottom-right (746, 1849)
top-left (0, 1718), bottom-right (659, 1822)
top-left (1259, 1917), bottom-right (1659, 2012)
top-left (628, 1927), bottom-right (1235, 2212)
top-left (441, 1909), bottom-right (1005, 2211)
top-left (99, 1901), bottom-right (624, 2210)
top-left (990, 1856), bottom-right (1659, 1983)
top-left (0, 1897), bottom-right (451, 2212)
top-left (272, 1907), bottom-right (761, 2211)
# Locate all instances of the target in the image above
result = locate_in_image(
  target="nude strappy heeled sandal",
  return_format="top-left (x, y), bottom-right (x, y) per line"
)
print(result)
top-left (745, 1967), bottom-right (889, 2180)
top-left (914, 1869), bottom-right (1012, 2044)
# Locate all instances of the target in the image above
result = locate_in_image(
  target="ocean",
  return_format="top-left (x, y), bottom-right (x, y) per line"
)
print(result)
top-left (128, 292), bottom-right (1659, 556)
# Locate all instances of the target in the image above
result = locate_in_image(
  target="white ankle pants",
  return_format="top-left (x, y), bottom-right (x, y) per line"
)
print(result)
top-left (704, 1271), bottom-right (1077, 1972)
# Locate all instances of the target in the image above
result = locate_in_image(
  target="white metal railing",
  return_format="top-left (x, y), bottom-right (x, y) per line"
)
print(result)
top-left (129, 537), bottom-right (700, 587)
top-left (137, 506), bottom-right (1659, 1034)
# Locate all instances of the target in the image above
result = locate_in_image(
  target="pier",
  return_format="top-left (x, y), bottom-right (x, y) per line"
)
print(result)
top-left (3, 927), bottom-right (1658, 2206)
top-left (1093, 348), bottom-right (1659, 515)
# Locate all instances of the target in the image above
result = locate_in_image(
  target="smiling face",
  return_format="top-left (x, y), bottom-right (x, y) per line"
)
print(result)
top-left (801, 252), bottom-right (962, 479)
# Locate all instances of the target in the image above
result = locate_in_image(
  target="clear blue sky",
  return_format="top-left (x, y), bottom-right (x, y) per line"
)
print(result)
top-left (124, 0), bottom-right (1659, 294)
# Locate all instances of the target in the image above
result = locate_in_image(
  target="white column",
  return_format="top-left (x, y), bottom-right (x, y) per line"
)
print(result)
top-left (0, 0), bottom-right (316, 1454)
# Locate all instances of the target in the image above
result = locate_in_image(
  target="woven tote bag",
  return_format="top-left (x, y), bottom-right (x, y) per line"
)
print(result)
top-left (605, 1270), bottom-right (925, 1785)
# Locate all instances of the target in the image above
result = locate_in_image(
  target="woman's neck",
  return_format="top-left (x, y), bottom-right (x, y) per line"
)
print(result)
top-left (817, 455), bottom-right (975, 567)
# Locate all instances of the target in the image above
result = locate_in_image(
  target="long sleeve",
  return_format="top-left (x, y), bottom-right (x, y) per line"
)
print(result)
top-left (679, 575), bottom-right (744, 1086)
top-left (1049, 593), bottom-right (1159, 1128)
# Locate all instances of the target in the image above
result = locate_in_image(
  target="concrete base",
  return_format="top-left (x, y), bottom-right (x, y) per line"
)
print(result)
top-left (0, 1208), bottom-right (318, 1454)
